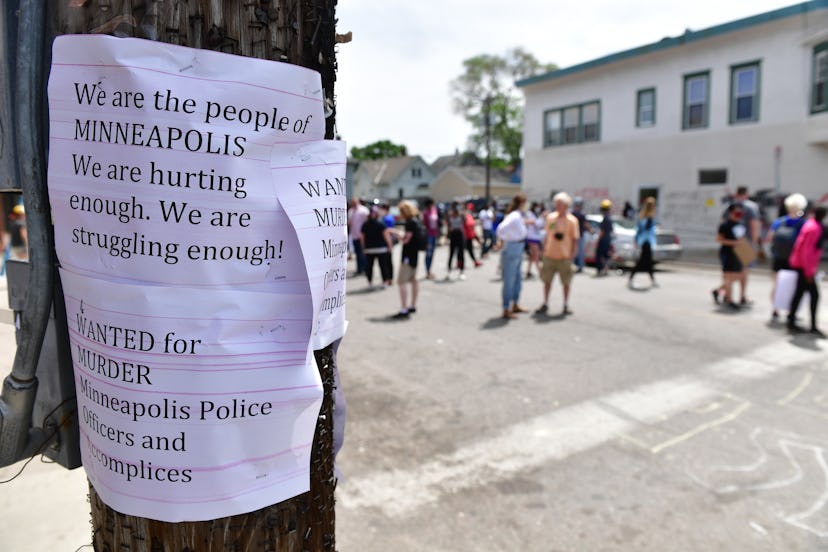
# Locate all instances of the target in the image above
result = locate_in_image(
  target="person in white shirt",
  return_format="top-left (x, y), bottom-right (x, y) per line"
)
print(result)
top-left (347, 198), bottom-right (369, 275)
top-left (479, 202), bottom-right (495, 258)
top-left (495, 193), bottom-right (529, 319)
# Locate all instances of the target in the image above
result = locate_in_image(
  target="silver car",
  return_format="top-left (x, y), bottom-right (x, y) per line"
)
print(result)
top-left (584, 215), bottom-right (683, 265)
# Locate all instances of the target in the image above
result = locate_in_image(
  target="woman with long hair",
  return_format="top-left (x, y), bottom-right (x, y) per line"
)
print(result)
top-left (495, 193), bottom-right (529, 319)
top-left (525, 201), bottom-right (543, 279)
top-left (445, 202), bottom-right (466, 281)
top-left (392, 201), bottom-right (421, 318)
top-left (628, 197), bottom-right (658, 288)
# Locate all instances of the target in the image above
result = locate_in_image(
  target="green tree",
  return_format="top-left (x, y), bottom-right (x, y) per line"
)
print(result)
top-left (450, 48), bottom-right (556, 169)
top-left (350, 139), bottom-right (408, 160)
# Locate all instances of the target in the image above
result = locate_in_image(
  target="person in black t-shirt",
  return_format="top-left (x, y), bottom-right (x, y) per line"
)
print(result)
top-left (360, 207), bottom-right (394, 289)
top-left (392, 200), bottom-right (421, 319)
top-left (714, 204), bottom-right (747, 309)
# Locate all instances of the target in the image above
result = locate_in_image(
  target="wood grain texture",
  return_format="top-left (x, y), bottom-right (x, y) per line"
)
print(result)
top-left (52, 2), bottom-right (338, 550)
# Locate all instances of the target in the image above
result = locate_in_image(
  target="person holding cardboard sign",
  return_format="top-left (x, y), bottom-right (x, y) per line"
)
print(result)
top-left (714, 204), bottom-right (748, 309)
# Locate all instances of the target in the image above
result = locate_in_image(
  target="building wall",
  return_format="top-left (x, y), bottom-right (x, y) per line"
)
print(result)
top-left (391, 158), bottom-right (436, 200)
top-left (430, 170), bottom-right (470, 202)
top-left (521, 8), bottom-right (828, 247)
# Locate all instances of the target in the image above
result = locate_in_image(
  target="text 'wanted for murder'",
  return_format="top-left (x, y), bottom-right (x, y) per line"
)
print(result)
top-left (70, 227), bottom-right (282, 266)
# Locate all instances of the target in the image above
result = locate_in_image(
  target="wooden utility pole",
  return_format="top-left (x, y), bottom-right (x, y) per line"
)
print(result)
top-left (49, 2), bottom-right (339, 550)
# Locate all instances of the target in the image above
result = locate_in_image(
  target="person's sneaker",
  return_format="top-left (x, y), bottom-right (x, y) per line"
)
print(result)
top-left (810, 328), bottom-right (826, 338)
top-left (535, 304), bottom-right (548, 314)
top-left (511, 305), bottom-right (528, 313)
top-left (474, 261), bottom-right (482, 267)
top-left (711, 289), bottom-right (720, 304)
top-left (408, 307), bottom-right (417, 314)
top-left (563, 306), bottom-right (573, 316)
top-left (726, 301), bottom-right (740, 310)
top-left (458, 273), bottom-right (466, 281)
top-left (391, 310), bottom-right (410, 319)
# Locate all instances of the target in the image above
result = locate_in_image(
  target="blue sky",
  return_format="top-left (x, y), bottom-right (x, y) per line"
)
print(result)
top-left (335, 0), bottom-right (800, 161)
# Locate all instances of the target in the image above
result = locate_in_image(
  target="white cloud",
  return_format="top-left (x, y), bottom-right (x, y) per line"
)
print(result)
top-left (334, 0), bottom-right (797, 161)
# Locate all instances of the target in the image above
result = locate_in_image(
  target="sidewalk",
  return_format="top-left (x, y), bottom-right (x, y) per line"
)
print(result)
top-left (0, 274), bottom-right (93, 551)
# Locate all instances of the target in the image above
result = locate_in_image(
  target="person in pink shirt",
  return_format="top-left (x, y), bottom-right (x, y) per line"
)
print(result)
top-left (787, 205), bottom-right (825, 337)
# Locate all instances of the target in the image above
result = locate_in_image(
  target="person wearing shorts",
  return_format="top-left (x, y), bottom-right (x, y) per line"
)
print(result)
top-left (393, 201), bottom-right (421, 319)
top-left (715, 204), bottom-right (747, 309)
top-left (536, 192), bottom-right (579, 316)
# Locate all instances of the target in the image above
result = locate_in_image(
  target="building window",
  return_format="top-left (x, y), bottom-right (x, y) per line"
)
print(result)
top-left (699, 169), bottom-right (728, 185)
top-left (812, 42), bottom-right (828, 113)
top-left (582, 102), bottom-right (600, 141)
top-left (411, 167), bottom-right (421, 178)
top-left (563, 106), bottom-right (580, 144)
top-left (683, 71), bottom-right (710, 129)
top-left (542, 100), bottom-right (601, 147)
top-left (730, 62), bottom-right (760, 123)
top-left (636, 88), bottom-right (656, 127)
top-left (543, 110), bottom-right (561, 147)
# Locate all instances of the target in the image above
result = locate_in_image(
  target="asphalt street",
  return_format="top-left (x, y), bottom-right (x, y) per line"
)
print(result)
top-left (1, 247), bottom-right (827, 551)
top-left (335, 247), bottom-right (828, 552)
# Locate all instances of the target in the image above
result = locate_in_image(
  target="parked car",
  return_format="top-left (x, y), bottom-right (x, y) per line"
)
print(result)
top-left (583, 215), bottom-right (683, 266)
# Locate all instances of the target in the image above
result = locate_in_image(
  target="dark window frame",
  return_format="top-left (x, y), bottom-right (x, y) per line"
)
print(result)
top-left (542, 100), bottom-right (601, 148)
top-left (812, 41), bottom-right (828, 114)
top-left (682, 71), bottom-right (711, 130)
top-left (636, 87), bottom-right (656, 127)
top-left (729, 61), bottom-right (761, 124)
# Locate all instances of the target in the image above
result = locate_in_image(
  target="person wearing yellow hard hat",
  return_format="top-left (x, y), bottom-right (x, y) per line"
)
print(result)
top-left (596, 199), bottom-right (613, 276)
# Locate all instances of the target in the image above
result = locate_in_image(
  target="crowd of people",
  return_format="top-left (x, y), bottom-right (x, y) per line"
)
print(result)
top-left (714, 186), bottom-right (826, 337)
top-left (348, 190), bottom-right (826, 334)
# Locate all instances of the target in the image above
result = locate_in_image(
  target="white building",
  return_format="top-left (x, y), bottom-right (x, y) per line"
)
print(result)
top-left (518, 1), bottom-right (828, 246)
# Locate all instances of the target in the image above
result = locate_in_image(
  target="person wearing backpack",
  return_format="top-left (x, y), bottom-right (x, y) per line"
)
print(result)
top-left (766, 193), bottom-right (807, 321)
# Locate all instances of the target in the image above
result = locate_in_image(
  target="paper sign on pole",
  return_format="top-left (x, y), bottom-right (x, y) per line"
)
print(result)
top-left (47, 34), bottom-right (346, 522)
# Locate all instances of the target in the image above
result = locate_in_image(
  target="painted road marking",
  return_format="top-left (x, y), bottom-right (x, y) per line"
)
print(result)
top-left (338, 339), bottom-right (825, 517)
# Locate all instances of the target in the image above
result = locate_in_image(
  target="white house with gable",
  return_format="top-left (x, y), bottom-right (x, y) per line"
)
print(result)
top-left (518, 0), bottom-right (828, 247)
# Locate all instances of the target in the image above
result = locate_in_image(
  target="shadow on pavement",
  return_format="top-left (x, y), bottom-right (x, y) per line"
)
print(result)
top-left (481, 317), bottom-right (510, 329)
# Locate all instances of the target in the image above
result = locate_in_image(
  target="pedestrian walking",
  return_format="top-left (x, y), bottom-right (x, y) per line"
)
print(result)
top-left (536, 192), bottom-right (579, 316)
top-left (571, 197), bottom-right (590, 273)
top-left (479, 202), bottom-right (495, 258)
top-left (360, 206), bottom-right (394, 289)
top-left (392, 201), bottom-right (421, 319)
top-left (628, 197), bottom-right (658, 288)
top-left (724, 186), bottom-right (761, 305)
top-left (446, 202), bottom-right (466, 281)
top-left (766, 193), bottom-right (807, 321)
top-left (596, 199), bottom-right (614, 276)
top-left (422, 198), bottom-right (440, 280)
top-left (463, 203), bottom-right (482, 268)
top-left (495, 193), bottom-right (529, 319)
top-left (714, 203), bottom-right (748, 309)
top-left (787, 205), bottom-right (826, 336)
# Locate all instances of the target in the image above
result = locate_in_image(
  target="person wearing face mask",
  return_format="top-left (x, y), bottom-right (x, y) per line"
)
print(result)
top-left (524, 202), bottom-right (543, 279)
top-left (714, 203), bottom-right (748, 309)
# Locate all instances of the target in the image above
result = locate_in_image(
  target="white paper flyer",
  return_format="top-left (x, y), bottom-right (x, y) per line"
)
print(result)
top-left (47, 34), bottom-right (346, 522)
